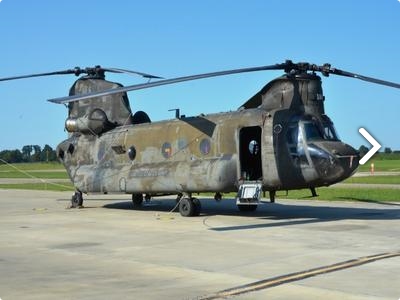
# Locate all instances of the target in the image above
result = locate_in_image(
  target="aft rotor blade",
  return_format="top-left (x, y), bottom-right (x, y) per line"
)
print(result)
top-left (48, 63), bottom-right (286, 104)
top-left (329, 68), bottom-right (400, 89)
top-left (101, 67), bottom-right (163, 79)
top-left (0, 69), bottom-right (80, 82)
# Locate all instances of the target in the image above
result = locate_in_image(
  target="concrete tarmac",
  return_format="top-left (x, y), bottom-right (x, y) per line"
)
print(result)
top-left (0, 189), bottom-right (399, 300)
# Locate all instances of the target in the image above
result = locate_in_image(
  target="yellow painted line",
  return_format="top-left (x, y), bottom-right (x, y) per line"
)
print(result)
top-left (32, 208), bottom-right (48, 211)
top-left (200, 251), bottom-right (400, 299)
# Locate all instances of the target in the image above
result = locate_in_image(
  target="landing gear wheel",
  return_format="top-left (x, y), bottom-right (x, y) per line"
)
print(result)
top-left (179, 198), bottom-right (195, 217)
top-left (192, 198), bottom-right (201, 216)
top-left (70, 191), bottom-right (83, 208)
top-left (237, 204), bottom-right (258, 212)
top-left (132, 193), bottom-right (143, 209)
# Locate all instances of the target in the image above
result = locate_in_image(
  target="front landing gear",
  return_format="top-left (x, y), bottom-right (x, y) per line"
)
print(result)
top-left (179, 197), bottom-right (201, 217)
top-left (70, 191), bottom-right (83, 208)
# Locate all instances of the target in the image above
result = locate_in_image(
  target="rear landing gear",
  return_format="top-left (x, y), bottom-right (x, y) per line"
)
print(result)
top-left (310, 187), bottom-right (318, 197)
top-left (70, 191), bottom-right (83, 208)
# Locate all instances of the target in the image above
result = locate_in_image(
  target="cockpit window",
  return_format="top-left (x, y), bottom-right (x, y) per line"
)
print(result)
top-left (323, 122), bottom-right (340, 141)
top-left (286, 116), bottom-right (340, 169)
top-left (302, 119), bottom-right (340, 142)
top-left (303, 122), bottom-right (324, 141)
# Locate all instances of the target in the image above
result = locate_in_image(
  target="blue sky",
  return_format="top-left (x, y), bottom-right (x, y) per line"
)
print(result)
top-left (0, 0), bottom-right (399, 151)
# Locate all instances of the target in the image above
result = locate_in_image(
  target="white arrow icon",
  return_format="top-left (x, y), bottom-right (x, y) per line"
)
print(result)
top-left (358, 128), bottom-right (381, 165)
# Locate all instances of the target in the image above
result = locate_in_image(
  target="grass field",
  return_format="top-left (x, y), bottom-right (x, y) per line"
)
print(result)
top-left (0, 162), bottom-right (71, 191)
top-left (0, 162), bottom-right (64, 171)
top-left (358, 159), bottom-right (400, 172)
top-left (0, 171), bottom-right (68, 179)
top-left (275, 187), bottom-right (400, 202)
top-left (0, 162), bottom-right (68, 179)
top-left (344, 175), bottom-right (400, 184)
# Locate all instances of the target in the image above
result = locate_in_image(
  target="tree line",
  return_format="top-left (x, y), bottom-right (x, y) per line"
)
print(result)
top-left (0, 145), bottom-right (58, 163)
top-left (359, 145), bottom-right (400, 160)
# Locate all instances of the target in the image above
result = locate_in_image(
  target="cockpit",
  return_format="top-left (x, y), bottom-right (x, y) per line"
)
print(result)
top-left (285, 114), bottom-right (358, 186)
top-left (293, 115), bottom-right (340, 143)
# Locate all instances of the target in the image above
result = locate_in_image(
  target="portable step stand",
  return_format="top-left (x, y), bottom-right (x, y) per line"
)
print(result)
top-left (236, 181), bottom-right (262, 207)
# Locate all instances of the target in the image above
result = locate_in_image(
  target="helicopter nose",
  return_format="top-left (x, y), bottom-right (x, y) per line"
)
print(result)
top-left (331, 144), bottom-right (360, 180)
top-left (308, 142), bottom-right (359, 185)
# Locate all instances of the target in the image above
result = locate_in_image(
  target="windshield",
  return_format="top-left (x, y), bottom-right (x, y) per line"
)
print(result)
top-left (286, 116), bottom-right (341, 165)
top-left (322, 122), bottom-right (340, 141)
top-left (303, 121), bottom-right (324, 141)
top-left (302, 119), bottom-right (340, 142)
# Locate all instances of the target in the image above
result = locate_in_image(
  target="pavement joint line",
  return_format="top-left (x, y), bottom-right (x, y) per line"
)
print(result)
top-left (199, 251), bottom-right (400, 299)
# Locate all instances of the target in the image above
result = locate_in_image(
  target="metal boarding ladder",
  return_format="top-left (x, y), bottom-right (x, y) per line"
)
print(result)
top-left (236, 181), bottom-right (262, 205)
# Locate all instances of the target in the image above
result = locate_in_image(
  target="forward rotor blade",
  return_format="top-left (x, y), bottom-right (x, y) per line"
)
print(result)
top-left (101, 67), bottom-right (163, 79)
top-left (0, 66), bottom-right (163, 82)
top-left (329, 68), bottom-right (400, 89)
top-left (0, 69), bottom-right (80, 82)
top-left (48, 63), bottom-right (286, 104)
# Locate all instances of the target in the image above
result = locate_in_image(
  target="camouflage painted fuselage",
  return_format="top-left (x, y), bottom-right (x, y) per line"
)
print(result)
top-left (59, 109), bottom-right (270, 194)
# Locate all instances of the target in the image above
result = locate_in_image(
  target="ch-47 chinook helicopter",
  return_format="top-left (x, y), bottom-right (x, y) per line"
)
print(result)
top-left (2, 60), bottom-right (399, 216)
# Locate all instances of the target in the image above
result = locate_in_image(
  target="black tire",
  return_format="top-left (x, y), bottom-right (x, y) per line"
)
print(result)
top-left (71, 192), bottom-right (82, 208)
top-left (179, 198), bottom-right (195, 217)
top-left (237, 204), bottom-right (258, 212)
top-left (132, 193), bottom-right (143, 208)
top-left (192, 198), bottom-right (201, 216)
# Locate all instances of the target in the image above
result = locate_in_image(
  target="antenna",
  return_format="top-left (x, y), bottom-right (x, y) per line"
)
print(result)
top-left (168, 108), bottom-right (180, 119)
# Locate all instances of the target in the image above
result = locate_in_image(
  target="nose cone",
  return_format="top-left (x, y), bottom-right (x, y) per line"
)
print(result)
top-left (309, 142), bottom-right (359, 185)
top-left (332, 143), bottom-right (360, 180)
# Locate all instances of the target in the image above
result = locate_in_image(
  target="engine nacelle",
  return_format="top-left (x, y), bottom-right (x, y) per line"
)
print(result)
top-left (65, 109), bottom-right (114, 135)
